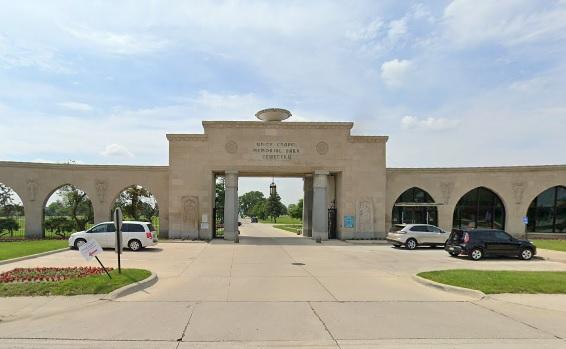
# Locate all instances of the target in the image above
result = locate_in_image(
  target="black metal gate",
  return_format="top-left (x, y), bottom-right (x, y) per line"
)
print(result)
top-left (328, 205), bottom-right (337, 239)
top-left (212, 207), bottom-right (224, 239)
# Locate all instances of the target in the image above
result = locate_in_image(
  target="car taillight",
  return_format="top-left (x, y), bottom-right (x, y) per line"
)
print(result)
top-left (463, 232), bottom-right (470, 244)
top-left (146, 232), bottom-right (152, 239)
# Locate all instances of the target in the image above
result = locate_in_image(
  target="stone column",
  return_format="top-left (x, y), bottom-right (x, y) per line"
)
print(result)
top-left (223, 170), bottom-right (239, 241)
top-left (302, 175), bottom-right (313, 237)
top-left (24, 199), bottom-right (43, 239)
top-left (312, 171), bottom-right (329, 241)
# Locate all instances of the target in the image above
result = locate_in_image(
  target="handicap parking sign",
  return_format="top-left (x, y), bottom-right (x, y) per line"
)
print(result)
top-left (523, 216), bottom-right (529, 224)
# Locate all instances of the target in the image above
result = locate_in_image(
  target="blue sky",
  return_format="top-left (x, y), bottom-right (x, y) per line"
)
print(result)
top-left (1, 0), bottom-right (566, 205)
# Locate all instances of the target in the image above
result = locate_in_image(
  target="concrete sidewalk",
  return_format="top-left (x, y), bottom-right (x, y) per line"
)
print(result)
top-left (1, 223), bottom-right (566, 348)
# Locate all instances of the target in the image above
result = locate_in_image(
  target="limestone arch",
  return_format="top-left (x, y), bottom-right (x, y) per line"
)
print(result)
top-left (0, 182), bottom-right (26, 238)
top-left (452, 186), bottom-right (506, 230)
top-left (43, 183), bottom-right (95, 238)
top-left (110, 184), bottom-right (160, 231)
top-left (391, 187), bottom-right (438, 226)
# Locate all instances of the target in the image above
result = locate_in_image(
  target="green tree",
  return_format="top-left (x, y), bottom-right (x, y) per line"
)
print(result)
top-left (251, 200), bottom-right (268, 220)
top-left (44, 216), bottom-right (74, 238)
top-left (113, 185), bottom-right (158, 221)
top-left (215, 177), bottom-right (225, 223)
top-left (0, 217), bottom-right (19, 237)
top-left (239, 191), bottom-right (265, 217)
top-left (60, 185), bottom-right (94, 231)
top-left (265, 192), bottom-right (286, 223)
top-left (288, 198), bottom-right (303, 220)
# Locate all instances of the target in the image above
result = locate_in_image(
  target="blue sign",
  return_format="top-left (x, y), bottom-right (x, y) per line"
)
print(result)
top-left (344, 215), bottom-right (355, 228)
top-left (522, 216), bottom-right (529, 225)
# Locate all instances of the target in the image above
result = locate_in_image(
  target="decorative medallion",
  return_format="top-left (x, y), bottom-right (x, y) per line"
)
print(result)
top-left (225, 140), bottom-right (238, 154)
top-left (316, 141), bottom-right (329, 155)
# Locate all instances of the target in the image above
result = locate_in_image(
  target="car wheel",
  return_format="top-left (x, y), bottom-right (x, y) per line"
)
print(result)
top-left (405, 238), bottom-right (418, 250)
top-left (519, 248), bottom-right (533, 260)
top-left (128, 239), bottom-right (142, 251)
top-left (469, 248), bottom-right (483, 261)
top-left (74, 238), bottom-right (86, 249)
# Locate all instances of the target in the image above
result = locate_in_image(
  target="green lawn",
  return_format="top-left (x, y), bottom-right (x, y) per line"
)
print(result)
top-left (273, 224), bottom-right (303, 234)
top-left (0, 240), bottom-right (68, 261)
top-left (418, 269), bottom-right (566, 294)
top-left (0, 268), bottom-right (151, 297)
top-left (532, 239), bottom-right (566, 252)
top-left (260, 215), bottom-right (302, 224)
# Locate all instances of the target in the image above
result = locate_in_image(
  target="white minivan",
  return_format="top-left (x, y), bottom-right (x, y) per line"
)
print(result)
top-left (68, 221), bottom-right (158, 251)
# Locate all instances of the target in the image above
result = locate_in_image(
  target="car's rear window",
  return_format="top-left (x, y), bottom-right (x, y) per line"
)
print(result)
top-left (449, 231), bottom-right (465, 242)
top-left (122, 223), bottom-right (145, 232)
top-left (147, 224), bottom-right (155, 232)
top-left (390, 224), bottom-right (406, 232)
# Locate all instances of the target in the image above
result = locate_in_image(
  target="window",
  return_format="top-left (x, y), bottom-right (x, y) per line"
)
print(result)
top-left (122, 223), bottom-right (145, 232)
top-left (106, 223), bottom-right (116, 232)
top-left (453, 187), bottom-right (505, 230)
top-left (428, 226), bottom-right (441, 233)
top-left (147, 224), bottom-right (155, 232)
top-left (494, 231), bottom-right (511, 241)
top-left (89, 224), bottom-right (107, 233)
top-left (392, 187), bottom-right (438, 226)
top-left (410, 225), bottom-right (428, 232)
top-left (527, 186), bottom-right (566, 234)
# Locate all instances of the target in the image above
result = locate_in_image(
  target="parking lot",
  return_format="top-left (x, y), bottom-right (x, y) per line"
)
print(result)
top-left (1, 223), bottom-right (566, 348)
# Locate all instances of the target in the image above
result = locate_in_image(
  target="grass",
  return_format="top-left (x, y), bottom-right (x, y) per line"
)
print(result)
top-left (260, 215), bottom-right (302, 225)
top-left (273, 224), bottom-right (303, 234)
top-left (532, 239), bottom-right (566, 252)
top-left (0, 240), bottom-right (68, 261)
top-left (0, 268), bottom-right (151, 297)
top-left (418, 269), bottom-right (566, 294)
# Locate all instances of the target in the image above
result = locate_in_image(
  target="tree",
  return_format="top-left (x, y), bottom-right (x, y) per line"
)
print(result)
top-left (113, 185), bottom-right (158, 221)
top-left (250, 199), bottom-right (268, 220)
top-left (288, 198), bottom-right (303, 220)
top-left (265, 192), bottom-right (286, 223)
top-left (59, 185), bottom-right (94, 231)
top-left (44, 216), bottom-right (74, 238)
top-left (239, 191), bottom-right (265, 217)
top-left (215, 177), bottom-right (225, 223)
top-left (0, 218), bottom-right (19, 237)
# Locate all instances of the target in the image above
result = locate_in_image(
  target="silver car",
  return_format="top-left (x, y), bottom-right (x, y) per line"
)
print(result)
top-left (386, 224), bottom-right (449, 250)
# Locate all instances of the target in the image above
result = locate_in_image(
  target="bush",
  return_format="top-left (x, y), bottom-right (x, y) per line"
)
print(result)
top-left (44, 216), bottom-right (75, 238)
top-left (0, 218), bottom-right (20, 237)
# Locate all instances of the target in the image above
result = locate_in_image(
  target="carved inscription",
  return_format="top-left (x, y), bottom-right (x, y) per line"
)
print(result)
top-left (253, 142), bottom-right (300, 160)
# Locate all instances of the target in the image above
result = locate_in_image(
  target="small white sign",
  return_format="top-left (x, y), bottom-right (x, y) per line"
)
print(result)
top-left (79, 240), bottom-right (103, 261)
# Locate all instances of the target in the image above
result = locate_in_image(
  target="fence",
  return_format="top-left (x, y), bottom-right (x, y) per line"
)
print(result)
top-left (0, 216), bottom-right (25, 239)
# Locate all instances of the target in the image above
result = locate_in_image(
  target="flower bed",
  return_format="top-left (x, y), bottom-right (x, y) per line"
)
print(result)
top-left (0, 267), bottom-right (113, 283)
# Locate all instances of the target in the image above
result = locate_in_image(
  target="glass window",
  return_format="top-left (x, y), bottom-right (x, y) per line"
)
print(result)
top-left (494, 231), bottom-right (511, 241)
top-left (89, 224), bottom-right (107, 233)
top-left (147, 224), bottom-right (155, 232)
top-left (392, 188), bottom-right (437, 226)
top-left (527, 186), bottom-right (566, 233)
top-left (410, 225), bottom-right (428, 232)
top-left (453, 187), bottom-right (505, 230)
top-left (428, 226), bottom-right (441, 233)
top-left (122, 223), bottom-right (145, 232)
top-left (106, 223), bottom-right (116, 232)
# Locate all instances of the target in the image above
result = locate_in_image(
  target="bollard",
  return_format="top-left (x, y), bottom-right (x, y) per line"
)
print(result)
top-left (234, 235), bottom-right (239, 243)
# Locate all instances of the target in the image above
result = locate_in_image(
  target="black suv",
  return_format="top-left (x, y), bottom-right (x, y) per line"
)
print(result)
top-left (445, 229), bottom-right (536, 261)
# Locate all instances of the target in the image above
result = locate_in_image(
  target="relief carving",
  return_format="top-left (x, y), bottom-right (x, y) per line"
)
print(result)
top-left (356, 197), bottom-right (374, 233)
top-left (440, 182), bottom-right (454, 204)
top-left (225, 140), bottom-right (238, 154)
top-left (182, 196), bottom-right (199, 232)
top-left (316, 141), bottom-right (329, 155)
top-left (27, 179), bottom-right (38, 201)
top-left (95, 180), bottom-right (107, 203)
top-left (512, 182), bottom-right (526, 204)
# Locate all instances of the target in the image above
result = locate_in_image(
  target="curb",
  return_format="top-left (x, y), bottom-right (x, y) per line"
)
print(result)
top-left (345, 240), bottom-right (389, 245)
top-left (0, 248), bottom-right (69, 266)
top-left (102, 272), bottom-right (158, 300)
top-left (412, 274), bottom-right (486, 299)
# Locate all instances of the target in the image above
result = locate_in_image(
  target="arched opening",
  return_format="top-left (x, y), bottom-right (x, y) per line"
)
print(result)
top-left (0, 183), bottom-right (25, 239)
top-left (527, 186), bottom-right (566, 234)
top-left (392, 187), bottom-right (438, 226)
top-left (111, 185), bottom-right (160, 233)
top-left (453, 187), bottom-right (505, 230)
top-left (43, 184), bottom-right (94, 239)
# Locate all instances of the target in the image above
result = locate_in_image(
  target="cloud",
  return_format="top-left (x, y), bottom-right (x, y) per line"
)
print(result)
top-left (400, 115), bottom-right (460, 131)
top-left (381, 59), bottom-right (412, 88)
top-left (0, 35), bottom-right (71, 73)
top-left (387, 18), bottom-right (408, 42)
top-left (63, 26), bottom-right (168, 55)
top-left (58, 101), bottom-right (93, 112)
top-left (100, 144), bottom-right (134, 158)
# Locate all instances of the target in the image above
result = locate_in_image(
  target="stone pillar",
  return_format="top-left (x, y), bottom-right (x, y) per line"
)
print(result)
top-left (302, 175), bottom-right (313, 237)
top-left (223, 170), bottom-right (239, 241)
top-left (24, 199), bottom-right (43, 239)
top-left (312, 171), bottom-right (329, 241)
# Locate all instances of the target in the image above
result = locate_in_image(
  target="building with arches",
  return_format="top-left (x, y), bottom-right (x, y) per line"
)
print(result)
top-left (1, 110), bottom-right (565, 240)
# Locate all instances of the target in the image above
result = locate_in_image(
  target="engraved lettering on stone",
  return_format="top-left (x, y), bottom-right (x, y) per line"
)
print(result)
top-left (27, 179), bottom-right (38, 201)
top-left (440, 182), bottom-right (454, 204)
top-left (316, 141), bottom-right (329, 155)
top-left (356, 198), bottom-right (374, 234)
top-left (95, 180), bottom-right (107, 203)
top-left (225, 140), bottom-right (238, 154)
top-left (252, 141), bottom-right (300, 161)
top-left (512, 182), bottom-right (526, 204)
top-left (182, 196), bottom-right (199, 232)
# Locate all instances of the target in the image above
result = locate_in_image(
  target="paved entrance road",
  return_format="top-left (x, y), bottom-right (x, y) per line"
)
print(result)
top-left (1, 223), bottom-right (566, 348)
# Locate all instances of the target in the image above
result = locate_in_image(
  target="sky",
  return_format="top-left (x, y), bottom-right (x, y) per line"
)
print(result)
top-left (1, 0), bottom-right (566, 206)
